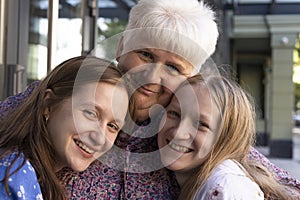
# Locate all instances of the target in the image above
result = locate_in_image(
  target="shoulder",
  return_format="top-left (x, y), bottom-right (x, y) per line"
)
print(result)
top-left (194, 159), bottom-right (264, 200)
top-left (0, 152), bottom-right (26, 174)
top-left (0, 152), bottom-right (43, 200)
top-left (1, 152), bottom-right (39, 182)
top-left (0, 81), bottom-right (40, 121)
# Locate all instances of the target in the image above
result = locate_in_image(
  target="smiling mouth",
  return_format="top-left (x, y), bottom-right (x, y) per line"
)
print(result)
top-left (74, 139), bottom-right (95, 154)
top-left (167, 140), bottom-right (193, 153)
top-left (131, 80), bottom-right (160, 95)
top-left (137, 86), bottom-right (160, 96)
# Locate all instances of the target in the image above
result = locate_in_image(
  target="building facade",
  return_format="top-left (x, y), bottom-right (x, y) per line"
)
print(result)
top-left (1, 0), bottom-right (300, 158)
top-left (218, 0), bottom-right (300, 158)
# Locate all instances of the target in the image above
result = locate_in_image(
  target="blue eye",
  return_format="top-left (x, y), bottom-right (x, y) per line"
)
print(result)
top-left (83, 109), bottom-right (98, 119)
top-left (141, 51), bottom-right (152, 57)
top-left (164, 64), bottom-right (181, 76)
top-left (166, 64), bottom-right (179, 72)
top-left (138, 50), bottom-right (153, 60)
top-left (167, 110), bottom-right (180, 119)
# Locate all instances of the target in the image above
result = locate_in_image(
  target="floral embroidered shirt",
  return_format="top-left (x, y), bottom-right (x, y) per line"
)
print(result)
top-left (1, 82), bottom-right (300, 199)
top-left (0, 152), bottom-right (44, 200)
top-left (194, 159), bottom-right (264, 200)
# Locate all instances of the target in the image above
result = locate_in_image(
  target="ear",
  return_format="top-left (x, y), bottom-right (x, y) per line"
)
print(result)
top-left (116, 36), bottom-right (124, 62)
top-left (43, 89), bottom-right (55, 117)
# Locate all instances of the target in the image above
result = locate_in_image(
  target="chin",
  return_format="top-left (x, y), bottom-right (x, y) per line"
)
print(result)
top-left (134, 109), bottom-right (150, 123)
top-left (166, 162), bottom-right (189, 172)
top-left (164, 163), bottom-right (180, 172)
top-left (70, 162), bottom-right (91, 172)
top-left (160, 155), bottom-right (177, 169)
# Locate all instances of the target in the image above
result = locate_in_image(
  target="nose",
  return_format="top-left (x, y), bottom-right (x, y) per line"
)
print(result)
top-left (142, 63), bottom-right (163, 84)
top-left (89, 124), bottom-right (106, 146)
top-left (173, 119), bottom-right (194, 140)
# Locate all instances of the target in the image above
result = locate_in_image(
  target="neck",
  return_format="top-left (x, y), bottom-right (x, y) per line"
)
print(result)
top-left (174, 169), bottom-right (196, 188)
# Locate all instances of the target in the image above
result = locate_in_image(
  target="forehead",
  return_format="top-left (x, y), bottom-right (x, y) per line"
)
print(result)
top-left (73, 82), bottom-right (128, 116)
top-left (172, 83), bottom-right (220, 129)
top-left (172, 83), bottom-right (214, 115)
top-left (72, 82), bottom-right (126, 104)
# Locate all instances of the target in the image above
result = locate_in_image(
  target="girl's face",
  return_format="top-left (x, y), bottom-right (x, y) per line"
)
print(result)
top-left (45, 82), bottom-right (129, 172)
top-left (157, 83), bottom-right (220, 174)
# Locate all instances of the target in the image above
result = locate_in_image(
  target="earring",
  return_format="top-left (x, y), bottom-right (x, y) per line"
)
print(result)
top-left (44, 115), bottom-right (49, 123)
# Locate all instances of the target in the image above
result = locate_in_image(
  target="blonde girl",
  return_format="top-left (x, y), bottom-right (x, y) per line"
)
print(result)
top-left (158, 72), bottom-right (299, 199)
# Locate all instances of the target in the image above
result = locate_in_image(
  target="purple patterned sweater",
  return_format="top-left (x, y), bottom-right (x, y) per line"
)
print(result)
top-left (1, 82), bottom-right (299, 199)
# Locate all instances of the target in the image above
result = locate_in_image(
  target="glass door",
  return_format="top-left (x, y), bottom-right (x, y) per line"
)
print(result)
top-left (0, 0), bottom-right (118, 99)
top-left (27, 0), bottom-right (84, 82)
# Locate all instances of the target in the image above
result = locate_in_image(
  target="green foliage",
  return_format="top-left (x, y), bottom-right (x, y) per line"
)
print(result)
top-left (294, 34), bottom-right (300, 109)
top-left (98, 18), bottom-right (127, 39)
top-left (97, 18), bottom-right (127, 60)
top-left (295, 83), bottom-right (300, 110)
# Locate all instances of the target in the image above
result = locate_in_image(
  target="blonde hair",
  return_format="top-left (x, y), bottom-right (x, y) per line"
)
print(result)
top-left (120, 0), bottom-right (219, 71)
top-left (178, 72), bottom-right (297, 200)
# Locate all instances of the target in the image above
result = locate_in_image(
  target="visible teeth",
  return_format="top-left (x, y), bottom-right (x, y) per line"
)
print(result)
top-left (168, 142), bottom-right (191, 153)
top-left (75, 140), bottom-right (94, 154)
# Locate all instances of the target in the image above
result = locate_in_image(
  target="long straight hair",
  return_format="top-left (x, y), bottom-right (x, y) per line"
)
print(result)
top-left (178, 73), bottom-right (297, 200)
top-left (0, 56), bottom-right (130, 200)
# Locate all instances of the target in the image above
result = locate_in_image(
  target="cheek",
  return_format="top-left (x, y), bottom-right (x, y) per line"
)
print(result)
top-left (48, 114), bottom-right (74, 137)
top-left (158, 88), bottom-right (173, 107)
top-left (164, 76), bottom-right (187, 90)
top-left (117, 56), bottom-right (130, 72)
top-left (72, 110), bottom-right (102, 132)
top-left (158, 117), bottom-right (175, 141)
top-left (158, 78), bottom-right (187, 105)
top-left (158, 114), bottom-right (167, 132)
top-left (105, 133), bottom-right (118, 144)
top-left (157, 130), bottom-right (167, 149)
top-left (72, 115), bottom-right (88, 131)
top-left (157, 129), bottom-right (168, 149)
top-left (131, 91), bottom-right (150, 107)
top-left (118, 55), bottom-right (141, 73)
top-left (119, 64), bottom-right (131, 73)
top-left (196, 134), bottom-right (217, 157)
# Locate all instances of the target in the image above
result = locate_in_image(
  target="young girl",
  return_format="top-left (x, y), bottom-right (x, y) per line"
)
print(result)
top-left (0, 56), bottom-right (130, 200)
top-left (157, 72), bottom-right (299, 199)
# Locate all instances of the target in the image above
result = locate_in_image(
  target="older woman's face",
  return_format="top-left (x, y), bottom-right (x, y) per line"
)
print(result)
top-left (117, 48), bottom-right (194, 122)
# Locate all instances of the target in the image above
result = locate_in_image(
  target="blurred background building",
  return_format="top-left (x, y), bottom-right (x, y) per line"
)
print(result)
top-left (0, 0), bottom-right (300, 158)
